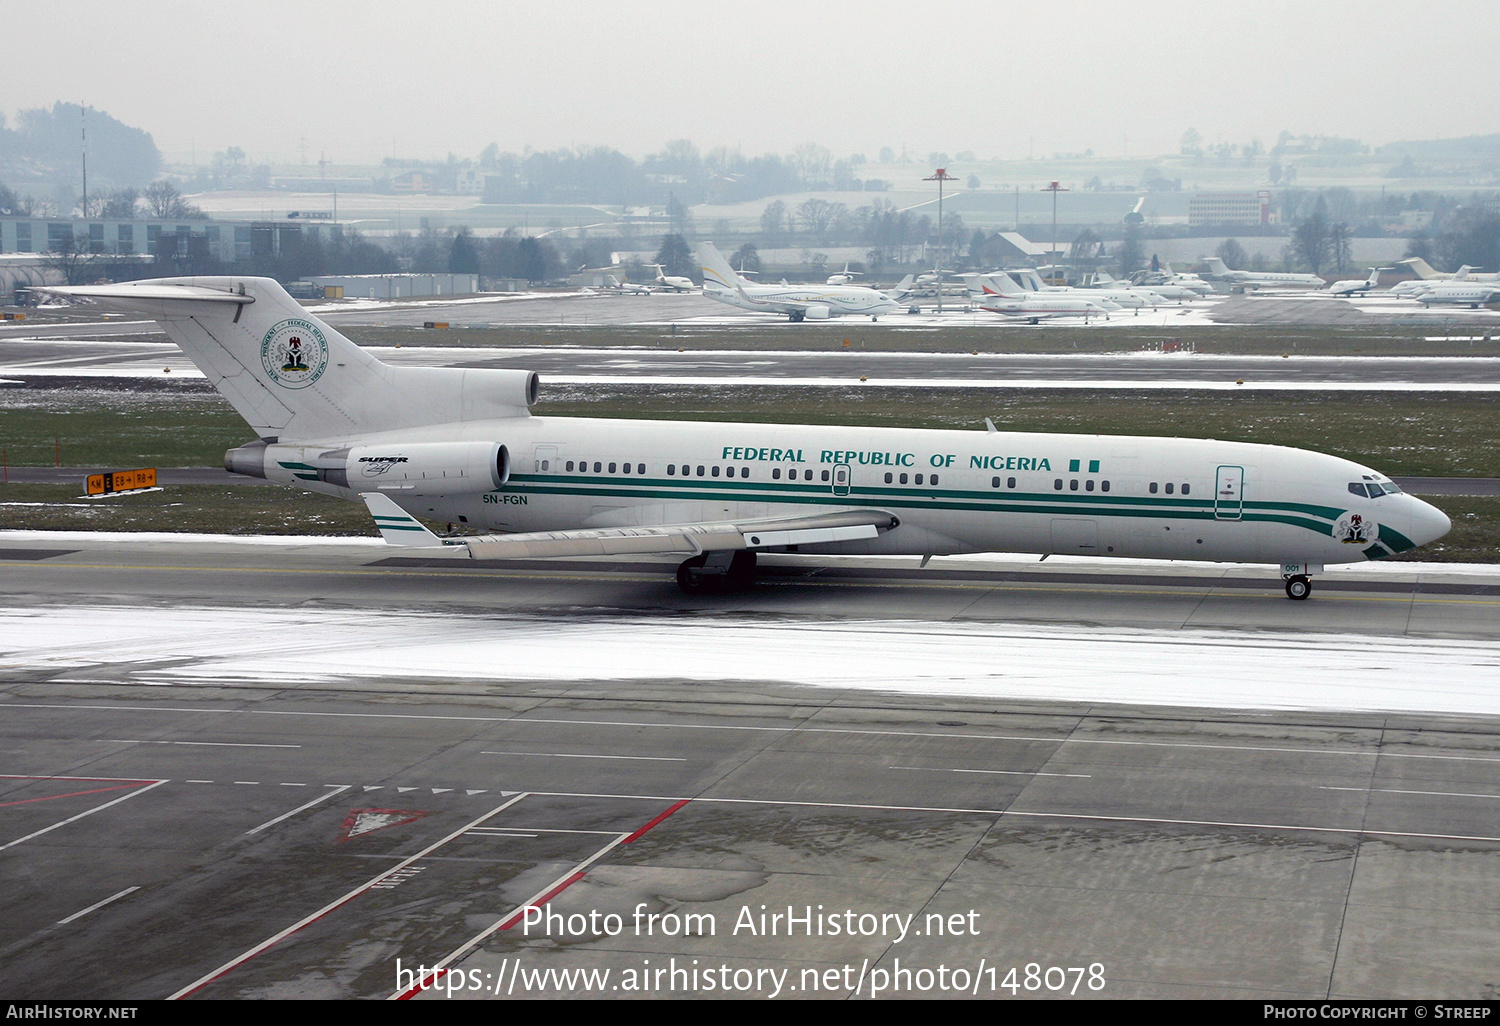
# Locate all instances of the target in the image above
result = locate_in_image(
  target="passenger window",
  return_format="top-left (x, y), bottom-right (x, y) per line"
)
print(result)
top-left (621, 462), bottom-right (629, 474)
top-left (1069, 480), bottom-right (1078, 491)
top-left (774, 468), bottom-right (782, 480)
top-left (1101, 480), bottom-right (1110, 492)
top-left (821, 470), bottom-right (830, 482)
top-left (900, 473), bottom-right (908, 484)
top-left (609, 462), bottom-right (617, 473)
top-left (711, 466), bottom-right (720, 477)
top-left (593, 462), bottom-right (602, 473)
top-left (1008, 477), bottom-right (1016, 488)
top-left (915, 473), bottom-right (924, 485)
top-left (1054, 479), bottom-right (1063, 490)
top-left (931, 474), bottom-right (939, 485)
top-left (805, 470), bottom-right (813, 481)
top-left (638, 464), bottom-right (645, 475)
top-left (888, 473), bottom-right (896, 484)
top-left (1150, 482), bottom-right (1158, 494)
top-left (1182, 483), bottom-right (1190, 495)
top-left (667, 464), bottom-right (676, 476)
top-left (1165, 483), bottom-right (1174, 495)
top-left (1085, 480), bottom-right (1094, 491)
top-left (991, 476), bottom-right (999, 488)
top-left (566, 460), bottom-right (575, 472)
top-left (540, 459), bottom-right (549, 471)
top-left (740, 467), bottom-right (749, 478)
top-left (696, 466), bottom-right (705, 477)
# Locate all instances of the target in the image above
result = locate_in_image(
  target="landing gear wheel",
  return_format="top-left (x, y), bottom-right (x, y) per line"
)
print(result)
top-left (676, 555), bottom-right (713, 593)
top-left (1285, 575), bottom-right (1312, 600)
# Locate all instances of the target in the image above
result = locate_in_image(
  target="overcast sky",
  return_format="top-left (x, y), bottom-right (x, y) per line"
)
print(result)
top-left (10, 1), bottom-right (1500, 167)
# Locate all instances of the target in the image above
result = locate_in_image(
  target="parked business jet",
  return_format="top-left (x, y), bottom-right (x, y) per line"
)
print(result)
top-left (1201, 256), bottom-right (1325, 290)
top-left (1398, 257), bottom-right (1499, 283)
top-left (1412, 281), bottom-right (1500, 308)
top-left (647, 264), bottom-right (697, 292)
top-left (699, 242), bottom-right (904, 321)
top-left (1133, 263), bottom-right (1215, 296)
top-left (962, 272), bottom-right (1119, 323)
top-left (826, 262), bottom-right (862, 285)
top-left (44, 277), bottom-right (1451, 599)
top-left (1325, 267), bottom-right (1385, 297)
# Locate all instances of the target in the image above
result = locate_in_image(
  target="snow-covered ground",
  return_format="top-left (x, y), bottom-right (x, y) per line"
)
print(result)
top-left (4, 531), bottom-right (1498, 718)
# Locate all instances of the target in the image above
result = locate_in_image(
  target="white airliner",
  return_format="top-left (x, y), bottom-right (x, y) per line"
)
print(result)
top-left (44, 276), bottom-right (1451, 600)
top-left (1325, 267), bottom-right (1384, 297)
top-left (962, 272), bottom-right (1119, 324)
top-left (699, 242), bottom-right (904, 321)
top-left (1012, 268), bottom-right (1164, 311)
top-left (1201, 256), bottom-right (1325, 290)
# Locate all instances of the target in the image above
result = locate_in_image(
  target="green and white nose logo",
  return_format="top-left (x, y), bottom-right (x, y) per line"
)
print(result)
top-left (261, 318), bottom-right (330, 389)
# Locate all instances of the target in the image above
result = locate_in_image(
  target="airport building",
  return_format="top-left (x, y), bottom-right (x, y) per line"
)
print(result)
top-left (300, 273), bottom-right (478, 299)
top-left (0, 215), bottom-right (342, 264)
top-left (1188, 191), bottom-right (1274, 227)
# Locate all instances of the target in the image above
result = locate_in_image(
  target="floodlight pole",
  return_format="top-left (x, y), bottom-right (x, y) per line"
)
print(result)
top-left (925, 168), bottom-right (957, 314)
top-left (1042, 181), bottom-right (1068, 284)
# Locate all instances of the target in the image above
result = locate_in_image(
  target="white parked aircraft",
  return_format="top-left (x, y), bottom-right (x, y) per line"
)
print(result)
top-left (1412, 281), bottom-right (1500, 308)
top-left (699, 242), bottom-right (904, 321)
top-left (1133, 263), bottom-right (1215, 296)
top-left (1012, 268), bottom-right (1164, 311)
top-left (1325, 267), bottom-right (1385, 297)
top-left (962, 272), bottom-right (1119, 324)
top-left (1092, 271), bottom-right (1195, 303)
top-left (1398, 257), bottom-right (1500, 283)
top-left (1201, 256), bottom-right (1325, 290)
top-left (44, 276), bottom-right (1451, 599)
top-left (826, 262), bottom-right (862, 285)
top-left (647, 264), bottom-right (696, 292)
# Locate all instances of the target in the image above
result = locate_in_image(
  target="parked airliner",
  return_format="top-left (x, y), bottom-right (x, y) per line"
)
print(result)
top-left (962, 272), bottom-right (1119, 323)
top-left (699, 242), bottom-right (903, 321)
top-left (46, 276), bottom-right (1451, 599)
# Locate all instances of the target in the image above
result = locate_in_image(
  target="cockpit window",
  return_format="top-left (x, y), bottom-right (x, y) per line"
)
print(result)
top-left (1349, 482), bottom-right (1369, 498)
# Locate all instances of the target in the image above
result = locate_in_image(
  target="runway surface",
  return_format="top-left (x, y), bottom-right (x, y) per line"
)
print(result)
top-left (6, 335), bottom-right (1500, 390)
top-left (2, 534), bottom-right (1499, 999)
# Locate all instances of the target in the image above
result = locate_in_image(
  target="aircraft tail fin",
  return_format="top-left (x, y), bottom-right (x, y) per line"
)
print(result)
top-left (885, 274), bottom-right (916, 300)
top-left (45, 277), bottom-right (537, 441)
top-left (1203, 256), bottom-right (1229, 275)
top-left (1398, 257), bottom-right (1442, 279)
top-left (697, 242), bottom-right (745, 295)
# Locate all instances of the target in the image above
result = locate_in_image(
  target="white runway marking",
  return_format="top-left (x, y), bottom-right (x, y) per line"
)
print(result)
top-left (57, 886), bottom-right (140, 925)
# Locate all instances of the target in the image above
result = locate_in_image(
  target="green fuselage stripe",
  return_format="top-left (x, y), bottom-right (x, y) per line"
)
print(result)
top-left (499, 473), bottom-right (1349, 539)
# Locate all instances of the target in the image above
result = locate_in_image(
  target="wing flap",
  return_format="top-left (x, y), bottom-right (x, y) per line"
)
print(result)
top-left (460, 509), bottom-right (895, 561)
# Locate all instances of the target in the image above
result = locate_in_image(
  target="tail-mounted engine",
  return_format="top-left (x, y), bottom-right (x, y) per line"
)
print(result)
top-left (227, 439), bottom-right (509, 493)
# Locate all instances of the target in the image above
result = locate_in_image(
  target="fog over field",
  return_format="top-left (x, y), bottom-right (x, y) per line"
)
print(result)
top-left (8, 1), bottom-right (1500, 164)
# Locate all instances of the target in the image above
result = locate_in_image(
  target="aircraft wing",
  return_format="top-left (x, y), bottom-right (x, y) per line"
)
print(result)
top-left (361, 493), bottom-right (896, 559)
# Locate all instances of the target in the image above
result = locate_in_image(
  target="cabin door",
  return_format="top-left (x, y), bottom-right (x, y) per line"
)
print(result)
top-left (832, 462), bottom-right (851, 497)
top-left (1215, 465), bottom-right (1244, 520)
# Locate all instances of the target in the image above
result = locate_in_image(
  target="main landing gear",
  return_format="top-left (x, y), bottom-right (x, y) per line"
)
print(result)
top-left (676, 551), bottom-right (757, 593)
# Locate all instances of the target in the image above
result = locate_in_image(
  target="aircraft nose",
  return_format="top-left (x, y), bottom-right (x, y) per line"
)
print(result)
top-left (1406, 496), bottom-right (1452, 548)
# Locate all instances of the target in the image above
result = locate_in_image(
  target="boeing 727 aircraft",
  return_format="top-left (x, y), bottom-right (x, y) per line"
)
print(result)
top-left (47, 276), bottom-right (1451, 599)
